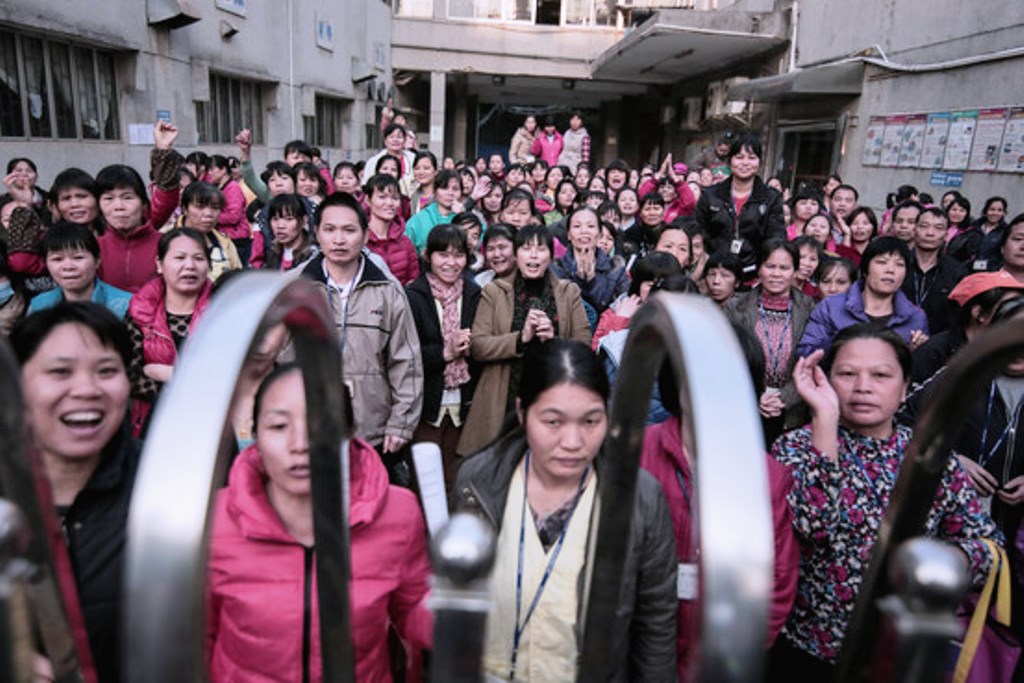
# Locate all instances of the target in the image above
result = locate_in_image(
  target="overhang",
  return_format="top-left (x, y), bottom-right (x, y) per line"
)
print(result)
top-left (727, 61), bottom-right (864, 102)
top-left (590, 11), bottom-right (788, 85)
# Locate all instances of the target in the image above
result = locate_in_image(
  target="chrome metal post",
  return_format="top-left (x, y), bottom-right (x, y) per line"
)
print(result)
top-left (834, 317), bottom-right (1024, 683)
top-left (0, 498), bottom-right (33, 683)
top-left (877, 539), bottom-right (969, 683)
top-left (0, 339), bottom-right (84, 683)
top-left (428, 513), bottom-right (496, 683)
top-left (578, 293), bottom-right (773, 682)
top-left (123, 273), bottom-right (354, 683)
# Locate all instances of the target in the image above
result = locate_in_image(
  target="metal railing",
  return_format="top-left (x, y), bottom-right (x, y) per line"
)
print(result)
top-left (122, 273), bottom-right (355, 683)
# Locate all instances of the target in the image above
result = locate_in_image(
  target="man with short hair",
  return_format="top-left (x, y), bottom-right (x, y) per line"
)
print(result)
top-left (300, 192), bottom-right (423, 483)
top-left (901, 206), bottom-right (967, 334)
top-left (829, 184), bottom-right (859, 221)
top-left (890, 200), bottom-right (923, 244)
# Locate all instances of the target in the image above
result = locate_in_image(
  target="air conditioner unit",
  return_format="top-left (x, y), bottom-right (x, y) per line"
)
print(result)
top-left (680, 96), bottom-right (702, 130)
top-left (707, 78), bottom-right (748, 117)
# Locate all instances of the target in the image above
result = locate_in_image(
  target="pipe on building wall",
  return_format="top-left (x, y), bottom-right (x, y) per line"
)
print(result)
top-left (858, 44), bottom-right (1024, 73)
top-left (797, 44), bottom-right (1024, 75)
top-left (788, 0), bottom-right (798, 73)
top-left (287, 0), bottom-right (296, 139)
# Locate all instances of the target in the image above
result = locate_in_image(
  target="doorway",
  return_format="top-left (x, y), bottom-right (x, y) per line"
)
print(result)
top-left (776, 124), bottom-right (837, 193)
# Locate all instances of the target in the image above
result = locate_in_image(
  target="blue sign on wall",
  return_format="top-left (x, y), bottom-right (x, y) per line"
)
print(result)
top-left (929, 171), bottom-right (964, 187)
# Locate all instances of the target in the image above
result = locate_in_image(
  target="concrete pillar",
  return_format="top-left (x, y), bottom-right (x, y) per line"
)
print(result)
top-left (453, 75), bottom-right (468, 161)
top-left (429, 71), bottom-right (447, 158)
top-left (602, 100), bottom-right (621, 163)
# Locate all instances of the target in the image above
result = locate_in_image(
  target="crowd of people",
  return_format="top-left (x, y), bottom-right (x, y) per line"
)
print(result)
top-left (2, 108), bottom-right (1023, 682)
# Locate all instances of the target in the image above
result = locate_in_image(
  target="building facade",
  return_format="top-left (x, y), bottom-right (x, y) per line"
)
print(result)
top-left (732, 0), bottom-right (1024, 207)
top-left (1, 0), bottom-right (392, 182)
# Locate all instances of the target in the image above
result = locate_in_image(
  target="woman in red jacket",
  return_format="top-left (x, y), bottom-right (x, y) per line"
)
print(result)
top-left (126, 228), bottom-right (213, 436)
top-left (208, 154), bottom-right (251, 265)
top-left (364, 173), bottom-right (420, 285)
top-left (640, 323), bottom-right (799, 680)
top-left (207, 364), bottom-right (433, 682)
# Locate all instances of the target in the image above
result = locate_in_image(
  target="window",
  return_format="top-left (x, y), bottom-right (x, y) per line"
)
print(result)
top-left (195, 73), bottom-right (264, 145)
top-left (304, 95), bottom-right (348, 148)
top-left (0, 28), bottom-right (120, 140)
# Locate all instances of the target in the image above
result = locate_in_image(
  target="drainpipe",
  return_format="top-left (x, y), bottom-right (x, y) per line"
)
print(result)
top-left (788, 0), bottom-right (798, 72)
top-left (288, 0), bottom-right (296, 138)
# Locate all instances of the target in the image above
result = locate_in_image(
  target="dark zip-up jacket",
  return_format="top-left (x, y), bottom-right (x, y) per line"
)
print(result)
top-left (695, 176), bottom-right (786, 277)
top-left (452, 429), bottom-right (678, 680)
top-left (56, 423), bottom-right (140, 683)
top-left (405, 272), bottom-right (482, 424)
top-left (900, 251), bottom-right (967, 335)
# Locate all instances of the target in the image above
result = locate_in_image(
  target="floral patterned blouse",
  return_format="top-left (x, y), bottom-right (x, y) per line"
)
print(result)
top-left (770, 423), bottom-right (1001, 663)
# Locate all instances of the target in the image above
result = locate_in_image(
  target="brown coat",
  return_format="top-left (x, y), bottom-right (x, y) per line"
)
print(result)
top-left (457, 273), bottom-right (591, 455)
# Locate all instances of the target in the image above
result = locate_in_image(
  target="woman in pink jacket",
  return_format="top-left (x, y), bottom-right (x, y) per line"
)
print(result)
top-left (530, 116), bottom-right (564, 167)
top-left (207, 364), bottom-right (433, 682)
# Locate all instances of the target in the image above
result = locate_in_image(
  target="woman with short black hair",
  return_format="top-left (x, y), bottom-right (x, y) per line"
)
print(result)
top-left (454, 339), bottom-right (677, 680)
top-left (798, 237), bottom-right (928, 356)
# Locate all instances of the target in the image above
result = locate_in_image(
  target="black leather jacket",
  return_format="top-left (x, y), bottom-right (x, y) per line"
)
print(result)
top-left (452, 429), bottom-right (678, 681)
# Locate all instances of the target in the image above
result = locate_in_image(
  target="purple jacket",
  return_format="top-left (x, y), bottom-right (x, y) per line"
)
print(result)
top-left (797, 281), bottom-right (928, 357)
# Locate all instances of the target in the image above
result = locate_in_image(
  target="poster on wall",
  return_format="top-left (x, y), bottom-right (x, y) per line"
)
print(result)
top-left (968, 108), bottom-right (1008, 172)
top-left (899, 114), bottom-right (927, 167)
top-left (997, 107), bottom-right (1024, 173)
top-left (880, 115), bottom-right (906, 167)
top-left (862, 116), bottom-right (886, 166)
top-left (921, 112), bottom-right (951, 169)
top-left (943, 110), bottom-right (978, 171)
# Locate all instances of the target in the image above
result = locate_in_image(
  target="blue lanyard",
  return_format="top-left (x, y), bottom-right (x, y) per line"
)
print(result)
top-left (978, 383), bottom-right (1017, 470)
top-left (511, 451), bottom-right (590, 680)
top-left (758, 297), bottom-right (792, 381)
top-left (913, 267), bottom-right (935, 306)
top-left (845, 432), bottom-right (902, 509)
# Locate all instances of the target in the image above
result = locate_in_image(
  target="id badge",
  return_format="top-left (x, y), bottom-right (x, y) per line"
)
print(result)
top-left (677, 563), bottom-right (698, 601)
top-left (979, 495), bottom-right (993, 517)
top-left (730, 239), bottom-right (743, 255)
top-left (973, 259), bottom-right (988, 272)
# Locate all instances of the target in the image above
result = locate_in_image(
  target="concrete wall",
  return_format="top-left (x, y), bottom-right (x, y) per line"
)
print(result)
top-left (0, 0), bottom-right (391, 185)
top-left (792, 0), bottom-right (1024, 210)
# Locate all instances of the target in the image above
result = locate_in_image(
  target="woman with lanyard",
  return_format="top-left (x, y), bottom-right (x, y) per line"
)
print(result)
top-left (946, 298), bottom-right (1024, 563)
top-left (694, 133), bottom-right (786, 282)
top-left (725, 239), bottom-right (815, 445)
top-left (453, 339), bottom-right (677, 681)
top-left (768, 324), bottom-right (1000, 679)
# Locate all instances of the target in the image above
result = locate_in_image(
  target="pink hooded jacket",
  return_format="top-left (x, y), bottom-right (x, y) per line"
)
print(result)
top-left (207, 439), bottom-right (433, 682)
top-left (640, 415), bottom-right (799, 680)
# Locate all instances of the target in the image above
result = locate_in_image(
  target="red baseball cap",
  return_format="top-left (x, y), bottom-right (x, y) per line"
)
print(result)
top-left (948, 270), bottom-right (1024, 306)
